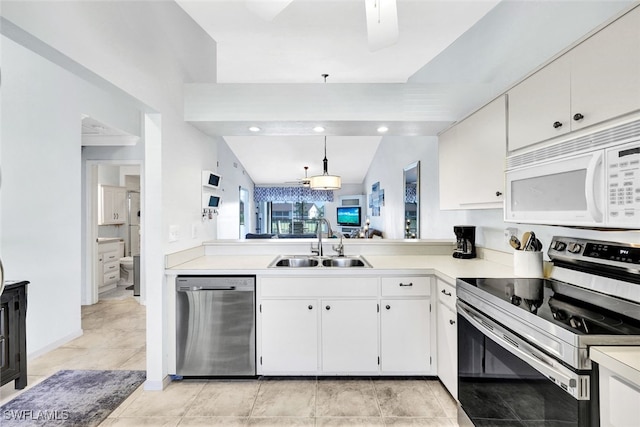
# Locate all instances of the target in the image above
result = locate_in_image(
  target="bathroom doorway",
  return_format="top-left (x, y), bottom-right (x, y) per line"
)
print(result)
top-left (84, 160), bottom-right (144, 304)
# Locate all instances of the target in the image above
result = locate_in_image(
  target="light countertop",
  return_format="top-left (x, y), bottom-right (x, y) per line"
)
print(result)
top-left (166, 254), bottom-right (514, 281)
top-left (97, 237), bottom-right (122, 244)
top-left (591, 346), bottom-right (640, 386)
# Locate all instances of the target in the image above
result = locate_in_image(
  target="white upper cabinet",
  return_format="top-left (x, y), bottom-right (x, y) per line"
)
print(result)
top-left (99, 185), bottom-right (127, 225)
top-left (507, 56), bottom-right (571, 151)
top-left (570, 7), bottom-right (640, 131)
top-left (508, 6), bottom-right (640, 152)
top-left (439, 96), bottom-right (506, 210)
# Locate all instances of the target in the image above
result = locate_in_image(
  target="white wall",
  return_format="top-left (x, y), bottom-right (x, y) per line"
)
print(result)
top-left (0, 36), bottom-right (144, 357)
top-left (363, 136), bottom-right (466, 239)
top-left (217, 139), bottom-right (256, 239)
top-left (1, 1), bottom-right (219, 388)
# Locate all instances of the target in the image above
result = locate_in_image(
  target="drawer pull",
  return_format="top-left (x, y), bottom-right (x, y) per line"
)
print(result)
top-left (399, 283), bottom-right (413, 287)
top-left (441, 289), bottom-right (452, 296)
top-left (308, 305), bottom-right (313, 310)
top-left (449, 319), bottom-right (456, 325)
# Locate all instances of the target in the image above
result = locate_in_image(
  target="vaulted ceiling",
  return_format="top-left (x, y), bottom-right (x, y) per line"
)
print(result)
top-left (175, 0), bottom-right (634, 185)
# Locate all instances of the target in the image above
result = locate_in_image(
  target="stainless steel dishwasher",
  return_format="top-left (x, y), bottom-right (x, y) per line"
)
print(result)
top-left (176, 275), bottom-right (256, 376)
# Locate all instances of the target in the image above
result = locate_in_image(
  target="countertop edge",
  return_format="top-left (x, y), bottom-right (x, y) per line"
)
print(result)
top-left (591, 346), bottom-right (640, 386)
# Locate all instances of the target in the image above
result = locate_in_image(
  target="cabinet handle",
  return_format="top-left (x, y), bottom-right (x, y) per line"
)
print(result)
top-left (386, 305), bottom-right (391, 310)
top-left (552, 121), bottom-right (563, 129)
top-left (325, 305), bottom-right (331, 310)
top-left (399, 283), bottom-right (413, 287)
top-left (496, 191), bottom-right (502, 197)
top-left (441, 289), bottom-right (452, 296)
top-left (449, 319), bottom-right (456, 325)
top-left (573, 113), bottom-right (584, 121)
top-left (308, 305), bottom-right (313, 310)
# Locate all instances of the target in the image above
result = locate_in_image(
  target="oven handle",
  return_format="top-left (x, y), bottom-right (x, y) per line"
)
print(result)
top-left (457, 299), bottom-right (590, 401)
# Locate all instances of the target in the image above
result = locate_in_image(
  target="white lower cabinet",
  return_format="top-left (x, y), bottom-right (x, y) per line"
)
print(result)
top-left (321, 299), bottom-right (378, 373)
top-left (437, 278), bottom-right (458, 399)
top-left (437, 302), bottom-right (457, 398)
top-left (258, 274), bottom-right (433, 376)
top-left (598, 365), bottom-right (640, 427)
top-left (381, 298), bottom-right (431, 373)
top-left (260, 299), bottom-right (318, 373)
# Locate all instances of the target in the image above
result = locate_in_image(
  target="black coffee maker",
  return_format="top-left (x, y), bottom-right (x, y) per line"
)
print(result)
top-left (453, 225), bottom-right (476, 259)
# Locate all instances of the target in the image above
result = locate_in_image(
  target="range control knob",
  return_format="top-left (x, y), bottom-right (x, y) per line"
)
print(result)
top-left (568, 243), bottom-right (582, 254)
top-left (552, 241), bottom-right (567, 251)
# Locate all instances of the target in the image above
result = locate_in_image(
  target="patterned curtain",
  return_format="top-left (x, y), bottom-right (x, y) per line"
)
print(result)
top-left (254, 186), bottom-right (334, 203)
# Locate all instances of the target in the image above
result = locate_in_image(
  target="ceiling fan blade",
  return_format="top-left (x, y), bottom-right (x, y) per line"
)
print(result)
top-left (245, 0), bottom-right (295, 21)
top-left (365, 0), bottom-right (399, 51)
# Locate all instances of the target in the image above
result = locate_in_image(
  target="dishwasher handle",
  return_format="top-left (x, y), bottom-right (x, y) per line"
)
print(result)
top-left (177, 285), bottom-right (236, 292)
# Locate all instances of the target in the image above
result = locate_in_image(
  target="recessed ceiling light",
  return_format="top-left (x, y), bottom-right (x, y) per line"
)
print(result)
top-left (249, 126), bottom-right (261, 132)
top-left (377, 126), bottom-right (389, 133)
top-left (313, 126), bottom-right (325, 133)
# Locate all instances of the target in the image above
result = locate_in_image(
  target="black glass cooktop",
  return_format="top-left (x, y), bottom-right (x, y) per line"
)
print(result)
top-left (458, 277), bottom-right (640, 336)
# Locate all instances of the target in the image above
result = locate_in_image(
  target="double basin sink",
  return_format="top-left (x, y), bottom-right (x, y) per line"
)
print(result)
top-left (269, 255), bottom-right (371, 268)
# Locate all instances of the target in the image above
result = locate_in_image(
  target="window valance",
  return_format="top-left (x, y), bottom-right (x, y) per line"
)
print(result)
top-left (254, 186), bottom-right (334, 203)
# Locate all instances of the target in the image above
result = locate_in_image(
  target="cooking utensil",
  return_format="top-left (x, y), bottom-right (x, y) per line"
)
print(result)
top-left (521, 232), bottom-right (531, 251)
top-left (533, 238), bottom-right (543, 251)
top-left (509, 235), bottom-right (521, 250)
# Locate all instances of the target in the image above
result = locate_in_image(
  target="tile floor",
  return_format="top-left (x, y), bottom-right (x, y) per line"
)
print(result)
top-left (1, 287), bottom-right (473, 426)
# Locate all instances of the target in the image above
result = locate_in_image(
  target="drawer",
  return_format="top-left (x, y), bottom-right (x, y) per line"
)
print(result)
top-left (381, 276), bottom-right (430, 297)
top-left (437, 278), bottom-right (456, 310)
top-left (261, 276), bottom-right (378, 297)
top-left (103, 250), bottom-right (120, 263)
top-left (103, 260), bottom-right (119, 274)
top-left (103, 271), bottom-right (120, 285)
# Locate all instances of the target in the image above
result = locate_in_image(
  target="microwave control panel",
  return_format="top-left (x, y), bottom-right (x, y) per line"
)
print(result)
top-left (606, 141), bottom-right (640, 226)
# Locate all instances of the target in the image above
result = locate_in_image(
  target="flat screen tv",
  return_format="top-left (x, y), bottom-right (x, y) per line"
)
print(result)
top-left (337, 206), bottom-right (361, 226)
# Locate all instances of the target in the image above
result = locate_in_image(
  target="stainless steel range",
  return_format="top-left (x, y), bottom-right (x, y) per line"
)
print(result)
top-left (456, 236), bottom-right (640, 427)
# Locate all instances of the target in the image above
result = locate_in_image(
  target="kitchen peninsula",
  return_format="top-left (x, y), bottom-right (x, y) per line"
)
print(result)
top-left (165, 239), bottom-right (514, 397)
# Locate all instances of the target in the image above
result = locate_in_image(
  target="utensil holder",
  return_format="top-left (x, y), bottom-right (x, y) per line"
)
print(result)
top-left (513, 251), bottom-right (543, 278)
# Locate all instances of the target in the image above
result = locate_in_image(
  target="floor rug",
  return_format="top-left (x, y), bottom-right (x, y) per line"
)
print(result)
top-left (0, 370), bottom-right (145, 426)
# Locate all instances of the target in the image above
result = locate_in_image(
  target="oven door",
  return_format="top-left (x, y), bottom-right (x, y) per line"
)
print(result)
top-left (505, 150), bottom-right (604, 227)
top-left (457, 300), bottom-right (597, 427)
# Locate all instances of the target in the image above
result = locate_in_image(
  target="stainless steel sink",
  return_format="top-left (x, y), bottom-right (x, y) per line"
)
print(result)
top-left (271, 256), bottom-right (320, 268)
top-left (269, 255), bottom-right (371, 268)
top-left (321, 256), bottom-right (370, 268)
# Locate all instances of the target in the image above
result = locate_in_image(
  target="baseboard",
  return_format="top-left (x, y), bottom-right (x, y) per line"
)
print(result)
top-left (27, 328), bottom-right (84, 360)
top-left (143, 375), bottom-right (171, 391)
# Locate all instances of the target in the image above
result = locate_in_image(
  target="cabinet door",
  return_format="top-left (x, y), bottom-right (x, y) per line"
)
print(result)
top-left (571, 7), bottom-right (640, 131)
top-left (437, 302), bottom-right (458, 399)
top-left (99, 186), bottom-right (115, 225)
top-left (112, 187), bottom-right (128, 224)
top-left (260, 299), bottom-right (318, 373)
top-left (99, 186), bottom-right (127, 225)
top-left (599, 365), bottom-right (640, 427)
top-left (508, 55), bottom-right (571, 151)
top-left (381, 299), bottom-right (430, 373)
top-left (321, 299), bottom-right (378, 373)
top-left (439, 96), bottom-right (506, 209)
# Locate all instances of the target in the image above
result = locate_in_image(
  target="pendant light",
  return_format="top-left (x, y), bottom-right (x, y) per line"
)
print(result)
top-left (310, 73), bottom-right (341, 190)
top-left (310, 135), bottom-right (341, 190)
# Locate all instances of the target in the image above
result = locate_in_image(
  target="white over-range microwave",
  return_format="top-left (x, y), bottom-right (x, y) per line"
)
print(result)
top-left (505, 117), bottom-right (640, 228)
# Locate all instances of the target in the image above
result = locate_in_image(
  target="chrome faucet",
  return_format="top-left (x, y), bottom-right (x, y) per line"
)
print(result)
top-left (332, 232), bottom-right (345, 257)
top-left (311, 218), bottom-right (333, 257)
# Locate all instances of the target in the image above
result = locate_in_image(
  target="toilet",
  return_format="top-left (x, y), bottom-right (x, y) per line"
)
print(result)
top-left (118, 242), bottom-right (135, 285)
